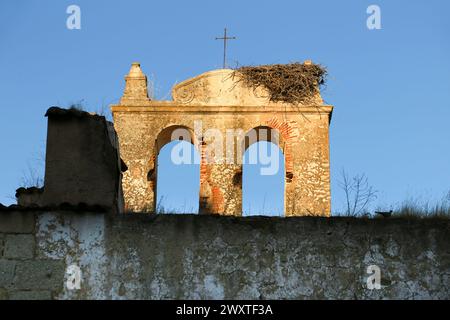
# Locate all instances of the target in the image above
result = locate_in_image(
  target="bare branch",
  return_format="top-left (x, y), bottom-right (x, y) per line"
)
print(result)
top-left (339, 169), bottom-right (377, 216)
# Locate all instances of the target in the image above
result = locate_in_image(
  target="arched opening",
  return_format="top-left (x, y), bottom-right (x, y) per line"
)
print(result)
top-left (153, 126), bottom-right (200, 214)
top-left (242, 127), bottom-right (285, 216)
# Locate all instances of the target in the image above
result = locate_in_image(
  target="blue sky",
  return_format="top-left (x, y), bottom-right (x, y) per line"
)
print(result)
top-left (0, 0), bottom-right (449, 214)
top-left (157, 141), bottom-right (284, 215)
top-left (156, 141), bottom-right (201, 213)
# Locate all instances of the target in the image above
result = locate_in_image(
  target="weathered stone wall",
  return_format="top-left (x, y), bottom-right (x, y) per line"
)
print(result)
top-left (112, 66), bottom-right (332, 216)
top-left (42, 107), bottom-right (124, 213)
top-left (1, 210), bottom-right (448, 300)
top-left (0, 211), bottom-right (64, 300)
top-left (113, 106), bottom-right (331, 216)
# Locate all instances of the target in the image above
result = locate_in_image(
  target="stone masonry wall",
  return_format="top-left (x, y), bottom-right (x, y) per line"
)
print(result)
top-left (1, 210), bottom-right (449, 300)
top-left (0, 211), bottom-right (64, 300)
top-left (42, 107), bottom-right (124, 213)
top-left (112, 66), bottom-right (332, 216)
top-left (113, 108), bottom-right (331, 216)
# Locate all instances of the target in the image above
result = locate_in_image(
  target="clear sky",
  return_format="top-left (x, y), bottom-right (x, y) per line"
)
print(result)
top-left (0, 0), bottom-right (449, 214)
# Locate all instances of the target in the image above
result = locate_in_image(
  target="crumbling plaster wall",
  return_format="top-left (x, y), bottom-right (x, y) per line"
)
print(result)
top-left (1, 210), bottom-right (448, 300)
top-left (113, 108), bottom-right (331, 216)
top-left (42, 107), bottom-right (124, 213)
top-left (112, 66), bottom-right (332, 216)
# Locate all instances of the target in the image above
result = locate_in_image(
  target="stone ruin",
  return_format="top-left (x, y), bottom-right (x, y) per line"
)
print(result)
top-left (112, 62), bottom-right (333, 215)
top-left (2, 64), bottom-right (448, 301)
top-left (14, 62), bottom-right (333, 216)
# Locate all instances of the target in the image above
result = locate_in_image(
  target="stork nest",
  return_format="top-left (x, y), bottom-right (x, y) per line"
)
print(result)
top-left (232, 62), bottom-right (327, 104)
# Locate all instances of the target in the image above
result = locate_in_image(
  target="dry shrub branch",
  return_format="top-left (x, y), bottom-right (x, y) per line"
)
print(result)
top-left (232, 62), bottom-right (327, 104)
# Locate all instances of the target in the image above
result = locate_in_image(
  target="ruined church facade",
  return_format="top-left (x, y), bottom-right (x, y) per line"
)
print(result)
top-left (111, 63), bottom-right (333, 216)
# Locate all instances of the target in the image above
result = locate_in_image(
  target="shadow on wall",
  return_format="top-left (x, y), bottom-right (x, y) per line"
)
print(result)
top-left (14, 107), bottom-right (126, 214)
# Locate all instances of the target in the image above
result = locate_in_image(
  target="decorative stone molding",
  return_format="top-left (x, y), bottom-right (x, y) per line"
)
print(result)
top-left (120, 62), bottom-right (150, 104)
top-left (172, 69), bottom-right (271, 106)
top-left (112, 64), bottom-right (333, 216)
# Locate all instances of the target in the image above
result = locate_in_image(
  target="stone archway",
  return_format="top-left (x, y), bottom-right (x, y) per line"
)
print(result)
top-left (151, 125), bottom-right (200, 213)
top-left (112, 64), bottom-right (333, 216)
top-left (241, 126), bottom-right (286, 216)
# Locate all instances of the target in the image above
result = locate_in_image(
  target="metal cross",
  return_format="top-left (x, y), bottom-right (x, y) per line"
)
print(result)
top-left (215, 28), bottom-right (236, 69)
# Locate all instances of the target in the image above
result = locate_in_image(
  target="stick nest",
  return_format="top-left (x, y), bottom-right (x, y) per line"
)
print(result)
top-left (232, 62), bottom-right (327, 104)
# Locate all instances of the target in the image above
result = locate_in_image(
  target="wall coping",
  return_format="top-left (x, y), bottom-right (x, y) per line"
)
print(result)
top-left (111, 103), bottom-right (333, 116)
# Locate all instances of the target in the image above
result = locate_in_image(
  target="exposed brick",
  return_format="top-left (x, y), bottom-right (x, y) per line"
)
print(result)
top-left (265, 117), bottom-right (296, 176)
top-left (0, 212), bottom-right (35, 233)
top-left (14, 260), bottom-right (65, 291)
top-left (112, 67), bottom-right (332, 215)
top-left (0, 259), bottom-right (16, 287)
top-left (211, 186), bottom-right (224, 213)
top-left (4, 234), bottom-right (35, 259)
top-left (9, 290), bottom-right (52, 300)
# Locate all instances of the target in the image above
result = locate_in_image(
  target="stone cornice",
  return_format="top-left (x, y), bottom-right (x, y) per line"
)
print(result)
top-left (111, 103), bottom-right (333, 116)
